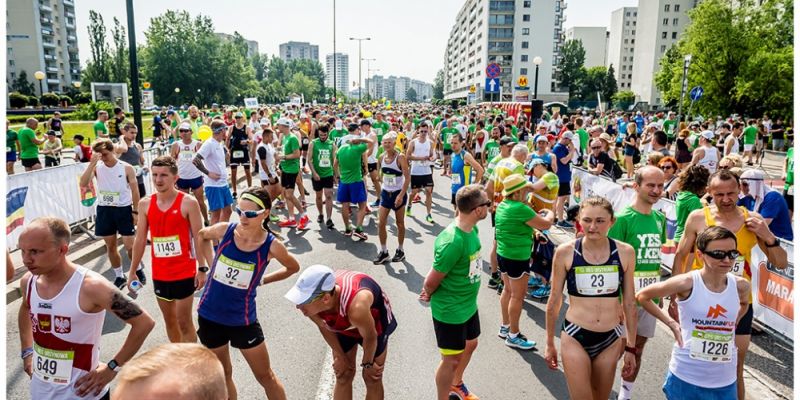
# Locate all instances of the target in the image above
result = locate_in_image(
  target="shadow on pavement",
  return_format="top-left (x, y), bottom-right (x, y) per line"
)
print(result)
top-left (384, 259), bottom-right (425, 294)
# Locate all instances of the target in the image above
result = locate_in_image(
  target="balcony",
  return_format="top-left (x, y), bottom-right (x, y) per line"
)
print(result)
top-left (67, 35), bottom-right (76, 41)
top-left (47, 66), bottom-right (58, 72)
top-left (42, 40), bottom-right (56, 48)
top-left (68, 46), bottom-right (78, 53)
top-left (65, 20), bottom-right (74, 28)
top-left (39, 3), bottom-right (52, 12)
top-left (47, 78), bottom-right (60, 84)
top-left (41, 28), bottom-right (54, 36)
top-left (44, 54), bottom-right (55, 60)
top-left (40, 17), bottom-right (52, 24)
top-left (63, 0), bottom-right (74, 5)
top-left (65, 12), bottom-right (75, 19)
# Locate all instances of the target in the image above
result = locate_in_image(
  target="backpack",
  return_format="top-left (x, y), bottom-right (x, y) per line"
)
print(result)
top-left (610, 160), bottom-right (624, 181)
top-left (79, 143), bottom-right (92, 162)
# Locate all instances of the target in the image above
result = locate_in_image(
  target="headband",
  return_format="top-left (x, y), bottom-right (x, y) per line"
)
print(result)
top-left (241, 193), bottom-right (266, 209)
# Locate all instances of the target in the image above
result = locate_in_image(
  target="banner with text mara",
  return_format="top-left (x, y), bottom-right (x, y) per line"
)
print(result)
top-left (572, 167), bottom-right (793, 341)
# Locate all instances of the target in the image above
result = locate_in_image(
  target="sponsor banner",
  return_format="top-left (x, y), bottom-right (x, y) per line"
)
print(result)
top-left (572, 167), bottom-right (793, 341)
top-left (7, 163), bottom-right (98, 249)
top-left (244, 97), bottom-right (259, 110)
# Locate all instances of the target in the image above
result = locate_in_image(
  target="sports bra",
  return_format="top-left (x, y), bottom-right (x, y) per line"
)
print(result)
top-left (566, 238), bottom-right (624, 298)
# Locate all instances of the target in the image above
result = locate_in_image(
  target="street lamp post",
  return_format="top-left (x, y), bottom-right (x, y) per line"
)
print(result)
top-left (34, 70), bottom-right (46, 120)
top-left (532, 56), bottom-right (542, 100)
top-left (363, 58), bottom-right (376, 99)
top-left (126, 0), bottom-right (143, 145)
top-left (174, 87), bottom-right (180, 106)
top-left (332, 0), bottom-right (337, 102)
top-left (349, 37), bottom-right (370, 102)
top-left (197, 88), bottom-right (202, 105)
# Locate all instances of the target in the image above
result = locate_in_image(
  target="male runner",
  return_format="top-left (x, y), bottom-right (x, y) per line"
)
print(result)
top-left (94, 110), bottom-right (110, 139)
top-left (127, 156), bottom-right (206, 343)
top-left (116, 123), bottom-right (147, 198)
top-left (18, 217), bottom-right (155, 399)
top-left (286, 265), bottom-right (397, 400)
top-left (276, 118), bottom-right (310, 230)
top-left (334, 134), bottom-right (374, 240)
top-left (171, 122), bottom-right (208, 225)
top-left (440, 117), bottom-right (459, 176)
top-left (7, 119), bottom-right (20, 175)
top-left (374, 133), bottom-right (411, 264)
top-left (406, 123), bottom-right (436, 223)
top-left (673, 169), bottom-right (788, 400)
top-left (193, 121), bottom-right (233, 225)
top-left (608, 166), bottom-right (667, 400)
top-left (18, 118), bottom-right (45, 171)
top-left (420, 184), bottom-right (489, 400)
top-left (449, 134), bottom-right (484, 210)
top-left (308, 123), bottom-right (337, 228)
top-left (742, 119), bottom-right (758, 165)
top-left (361, 120), bottom-right (383, 208)
top-left (79, 139), bottom-right (144, 289)
top-left (226, 112), bottom-right (254, 196)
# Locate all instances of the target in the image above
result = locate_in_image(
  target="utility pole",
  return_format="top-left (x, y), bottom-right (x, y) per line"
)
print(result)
top-left (126, 0), bottom-right (143, 145)
top-left (678, 54), bottom-right (692, 124)
top-left (332, 0), bottom-right (336, 102)
top-left (349, 37), bottom-right (370, 102)
top-left (363, 58), bottom-right (376, 99)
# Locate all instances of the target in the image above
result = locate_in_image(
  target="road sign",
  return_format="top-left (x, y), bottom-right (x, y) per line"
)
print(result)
top-left (689, 86), bottom-right (704, 101)
top-left (142, 82), bottom-right (151, 89)
top-left (486, 63), bottom-right (501, 79)
top-left (469, 85), bottom-right (476, 94)
top-left (517, 75), bottom-right (528, 88)
top-left (485, 78), bottom-right (500, 94)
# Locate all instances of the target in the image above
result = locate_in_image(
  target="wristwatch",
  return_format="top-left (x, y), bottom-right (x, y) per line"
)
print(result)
top-left (107, 359), bottom-right (122, 373)
top-left (765, 238), bottom-right (781, 248)
top-left (198, 266), bottom-right (209, 273)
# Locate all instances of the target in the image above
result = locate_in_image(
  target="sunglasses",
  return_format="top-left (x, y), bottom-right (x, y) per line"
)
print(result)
top-left (235, 207), bottom-right (266, 219)
top-left (179, 129), bottom-right (191, 133)
top-left (661, 165), bottom-right (674, 170)
top-left (703, 250), bottom-right (740, 261)
top-left (591, 146), bottom-right (602, 150)
top-left (471, 200), bottom-right (492, 212)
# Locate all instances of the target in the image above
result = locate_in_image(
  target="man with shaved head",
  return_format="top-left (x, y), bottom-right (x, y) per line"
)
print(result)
top-left (17, 217), bottom-right (155, 400)
top-left (607, 166), bottom-right (667, 400)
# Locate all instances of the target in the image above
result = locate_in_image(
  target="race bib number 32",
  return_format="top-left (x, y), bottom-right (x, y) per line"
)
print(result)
top-left (213, 254), bottom-right (255, 289)
top-left (574, 265), bottom-right (620, 295)
top-left (33, 343), bottom-right (73, 385)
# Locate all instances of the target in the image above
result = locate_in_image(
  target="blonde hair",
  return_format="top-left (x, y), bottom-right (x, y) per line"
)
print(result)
top-left (116, 343), bottom-right (227, 400)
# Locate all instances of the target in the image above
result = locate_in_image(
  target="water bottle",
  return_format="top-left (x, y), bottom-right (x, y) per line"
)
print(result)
top-left (129, 280), bottom-right (143, 297)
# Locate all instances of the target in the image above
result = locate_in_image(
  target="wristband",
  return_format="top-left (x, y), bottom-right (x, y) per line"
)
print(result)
top-left (21, 347), bottom-right (33, 359)
top-left (765, 238), bottom-right (781, 248)
top-left (624, 346), bottom-right (638, 356)
top-left (198, 266), bottom-right (209, 273)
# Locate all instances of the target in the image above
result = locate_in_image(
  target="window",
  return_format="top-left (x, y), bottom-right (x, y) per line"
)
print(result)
top-left (663, 18), bottom-right (669, 25)
top-left (660, 45), bottom-right (667, 52)
top-left (664, 4), bottom-right (670, 11)
top-left (674, 4), bottom-right (680, 11)
top-left (523, 0), bottom-right (531, 7)
top-left (489, 1), bottom-right (514, 11)
top-left (662, 32), bottom-right (667, 39)
top-left (672, 32), bottom-right (677, 39)
top-left (624, 39), bottom-right (629, 44)
top-left (621, 65), bottom-right (626, 71)
top-left (673, 18), bottom-right (679, 25)
top-left (632, 30), bottom-right (636, 35)
top-left (522, 28), bottom-right (530, 35)
top-left (626, 21), bottom-right (630, 26)
top-left (623, 56), bottom-right (627, 61)
top-left (520, 68), bottom-right (528, 75)
top-left (628, 74), bottom-right (632, 78)
top-left (522, 41), bottom-right (529, 49)
top-left (523, 14), bottom-right (530, 22)
top-left (626, 11), bottom-right (631, 16)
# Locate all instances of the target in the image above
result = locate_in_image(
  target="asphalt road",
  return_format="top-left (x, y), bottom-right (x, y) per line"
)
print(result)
top-left (5, 172), bottom-right (791, 399)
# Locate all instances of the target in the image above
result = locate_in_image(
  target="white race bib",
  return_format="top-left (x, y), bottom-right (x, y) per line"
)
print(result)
top-left (179, 150), bottom-right (194, 161)
top-left (383, 175), bottom-right (400, 187)
top-left (787, 185), bottom-right (794, 196)
top-left (319, 155), bottom-right (331, 168)
top-left (213, 254), bottom-right (255, 289)
top-left (232, 150), bottom-right (245, 159)
top-left (574, 265), bottom-right (620, 295)
top-left (152, 235), bottom-right (182, 258)
top-left (32, 344), bottom-right (73, 385)
top-left (634, 270), bottom-right (660, 293)
top-left (98, 190), bottom-right (121, 206)
top-left (730, 256), bottom-right (746, 277)
top-left (689, 330), bottom-right (733, 362)
top-left (468, 251), bottom-right (482, 284)
top-left (451, 174), bottom-right (462, 185)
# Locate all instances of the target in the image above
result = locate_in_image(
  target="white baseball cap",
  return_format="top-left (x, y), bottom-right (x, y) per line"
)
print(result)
top-left (701, 130), bottom-right (715, 140)
top-left (178, 122), bottom-right (192, 131)
top-left (259, 118), bottom-right (270, 126)
top-left (276, 118), bottom-right (292, 127)
top-left (284, 265), bottom-right (336, 305)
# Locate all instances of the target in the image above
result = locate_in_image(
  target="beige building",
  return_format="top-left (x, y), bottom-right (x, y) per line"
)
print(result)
top-left (606, 7), bottom-right (638, 91)
top-left (7, 0), bottom-right (81, 95)
top-left (565, 27), bottom-right (608, 68)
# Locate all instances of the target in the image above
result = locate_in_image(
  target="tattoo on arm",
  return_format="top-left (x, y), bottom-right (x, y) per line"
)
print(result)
top-left (110, 291), bottom-right (143, 320)
top-left (192, 155), bottom-right (211, 176)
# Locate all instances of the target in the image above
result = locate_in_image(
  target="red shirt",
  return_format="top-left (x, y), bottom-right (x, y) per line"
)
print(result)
top-left (148, 192), bottom-right (196, 281)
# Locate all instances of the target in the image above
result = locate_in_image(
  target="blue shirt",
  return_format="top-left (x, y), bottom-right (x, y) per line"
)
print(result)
top-left (552, 143), bottom-right (571, 183)
top-left (451, 150), bottom-right (472, 194)
top-left (758, 191), bottom-right (793, 240)
top-left (634, 116), bottom-right (645, 133)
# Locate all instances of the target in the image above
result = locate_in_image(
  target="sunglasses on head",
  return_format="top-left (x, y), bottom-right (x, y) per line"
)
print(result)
top-left (703, 249), bottom-right (740, 261)
top-left (235, 207), bottom-right (266, 219)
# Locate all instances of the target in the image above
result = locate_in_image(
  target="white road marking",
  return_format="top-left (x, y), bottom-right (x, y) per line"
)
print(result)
top-left (315, 349), bottom-right (335, 400)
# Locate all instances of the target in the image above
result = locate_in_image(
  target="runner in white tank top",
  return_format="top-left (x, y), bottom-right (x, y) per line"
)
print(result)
top-left (405, 125), bottom-right (436, 222)
top-left (374, 132), bottom-right (411, 265)
top-left (636, 226), bottom-right (750, 400)
top-left (17, 217), bottom-right (155, 400)
top-left (95, 160), bottom-right (133, 207)
top-left (171, 137), bottom-right (202, 180)
top-left (692, 132), bottom-right (719, 174)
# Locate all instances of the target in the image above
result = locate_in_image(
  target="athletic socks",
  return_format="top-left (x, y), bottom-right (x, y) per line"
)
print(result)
top-left (137, 262), bottom-right (144, 271)
top-left (508, 330), bottom-right (518, 339)
top-left (617, 379), bottom-right (634, 400)
top-left (113, 267), bottom-right (124, 279)
top-left (381, 245), bottom-right (388, 252)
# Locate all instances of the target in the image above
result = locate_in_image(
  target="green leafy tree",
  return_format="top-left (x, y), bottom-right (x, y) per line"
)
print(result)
top-left (612, 90), bottom-right (636, 108)
top-left (578, 66), bottom-right (607, 101)
top-left (11, 70), bottom-right (36, 96)
top-left (109, 17), bottom-right (129, 84)
top-left (286, 72), bottom-right (320, 101)
top-left (82, 10), bottom-right (111, 85)
top-left (560, 40), bottom-right (586, 99)
top-left (433, 69), bottom-right (444, 99)
top-left (604, 65), bottom-right (618, 102)
top-left (406, 87), bottom-right (418, 102)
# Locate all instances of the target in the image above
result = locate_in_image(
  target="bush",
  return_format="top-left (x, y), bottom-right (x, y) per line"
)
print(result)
top-left (27, 95), bottom-right (39, 107)
top-left (9, 92), bottom-right (28, 108)
top-left (41, 92), bottom-right (61, 107)
top-left (74, 101), bottom-right (116, 120)
top-left (75, 92), bottom-right (93, 105)
top-left (59, 94), bottom-right (73, 105)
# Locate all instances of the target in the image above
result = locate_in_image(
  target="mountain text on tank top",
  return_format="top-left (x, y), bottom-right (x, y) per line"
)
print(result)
top-left (95, 160), bottom-right (133, 207)
top-left (27, 267), bottom-right (107, 400)
top-left (176, 140), bottom-right (202, 180)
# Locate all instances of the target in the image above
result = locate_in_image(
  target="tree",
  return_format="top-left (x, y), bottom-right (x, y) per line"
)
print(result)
top-left (9, 92), bottom-right (29, 108)
top-left (41, 92), bottom-right (61, 107)
top-left (559, 40), bottom-right (586, 99)
top-left (406, 87), bottom-right (418, 102)
top-left (578, 66), bottom-right (607, 101)
top-left (433, 69), bottom-right (444, 99)
top-left (109, 17), bottom-right (129, 83)
top-left (612, 90), bottom-right (636, 109)
top-left (286, 72), bottom-right (319, 102)
top-left (82, 10), bottom-right (111, 85)
top-left (11, 70), bottom-right (36, 96)
top-left (604, 65), bottom-right (618, 102)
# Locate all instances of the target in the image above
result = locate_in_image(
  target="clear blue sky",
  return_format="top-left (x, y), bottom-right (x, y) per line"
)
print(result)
top-left (75, 0), bottom-right (636, 86)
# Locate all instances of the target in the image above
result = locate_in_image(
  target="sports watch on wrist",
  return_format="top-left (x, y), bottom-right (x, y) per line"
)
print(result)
top-left (198, 266), bottom-right (209, 273)
top-left (107, 359), bottom-right (122, 373)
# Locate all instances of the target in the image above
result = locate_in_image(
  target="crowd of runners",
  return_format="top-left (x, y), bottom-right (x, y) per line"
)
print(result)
top-left (11, 101), bottom-right (793, 400)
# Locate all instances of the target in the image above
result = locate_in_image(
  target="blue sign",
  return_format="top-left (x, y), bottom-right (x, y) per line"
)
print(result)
top-left (690, 86), bottom-right (704, 101)
top-left (485, 78), bottom-right (500, 94)
top-left (486, 63), bottom-right (501, 79)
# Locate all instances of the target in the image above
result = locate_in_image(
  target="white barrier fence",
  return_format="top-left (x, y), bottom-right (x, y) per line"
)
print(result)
top-left (572, 167), bottom-right (794, 341)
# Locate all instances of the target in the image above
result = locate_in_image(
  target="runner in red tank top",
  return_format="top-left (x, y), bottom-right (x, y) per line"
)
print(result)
top-left (286, 265), bottom-right (397, 399)
top-left (128, 155), bottom-right (207, 343)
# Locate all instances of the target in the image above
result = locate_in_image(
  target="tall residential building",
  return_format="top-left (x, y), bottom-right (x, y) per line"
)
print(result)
top-left (366, 75), bottom-right (433, 102)
top-left (442, 0), bottom-right (567, 101)
top-left (325, 53), bottom-right (349, 95)
top-left (630, 0), bottom-right (696, 108)
top-left (606, 7), bottom-right (638, 90)
top-left (215, 32), bottom-right (259, 58)
top-left (279, 41), bottom-right (319, 62)
top-left (7, 0), bottom-right (81, 95)
top-left (565, 27), bottom-right (608, 68)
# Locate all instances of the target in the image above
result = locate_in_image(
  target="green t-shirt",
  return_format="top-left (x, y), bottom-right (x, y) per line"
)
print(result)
top-left (330, 129), bottom-right (348, 147)
top-left (441, 127), bottom-right (458, 150)
top-left (495, 199), bottom-right (537, 261)
top-left (271, 113), bottom-right (280, 124)
top-left (785, 147), bottom-right (794, 190)
top-left (336, 142), bottom-right (368, 184)
top-left (468, 124), bottom-right (476, 133)
top-left (207, 111), bottom-right (221, 119)
top-left (373, 121), bottom-right (390, 140)
top-left (93, 120), bottom-right (108, 138)
top-left (280, 134), bottom-right (301, 174)
top-left (311, 138), bottom-right (334, 178)
top-left (576, 128), bottom-right (589, 153)
top-left (663, 119), bottom-right (677, 138)
top-left (674, 191), bottom-right (703, 243)
top-left (743, 125), bottom-right (757, 145)
top-left (511, 126), bottom-right (518, 137)
top-left (485, 140), bottom-right (501, 161)
top-left (6, 129), bottom-right (18, 153)
top-left (505, 133), bottom-right (519, 143)
top-left (18, 127), bottom-right (39, 159)
top-left (431, 223), bottom-right (482, 324)
top-left (433, 117), bottom-right (442, 128)
top-left (609, 206), bottom-right (666, 303)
